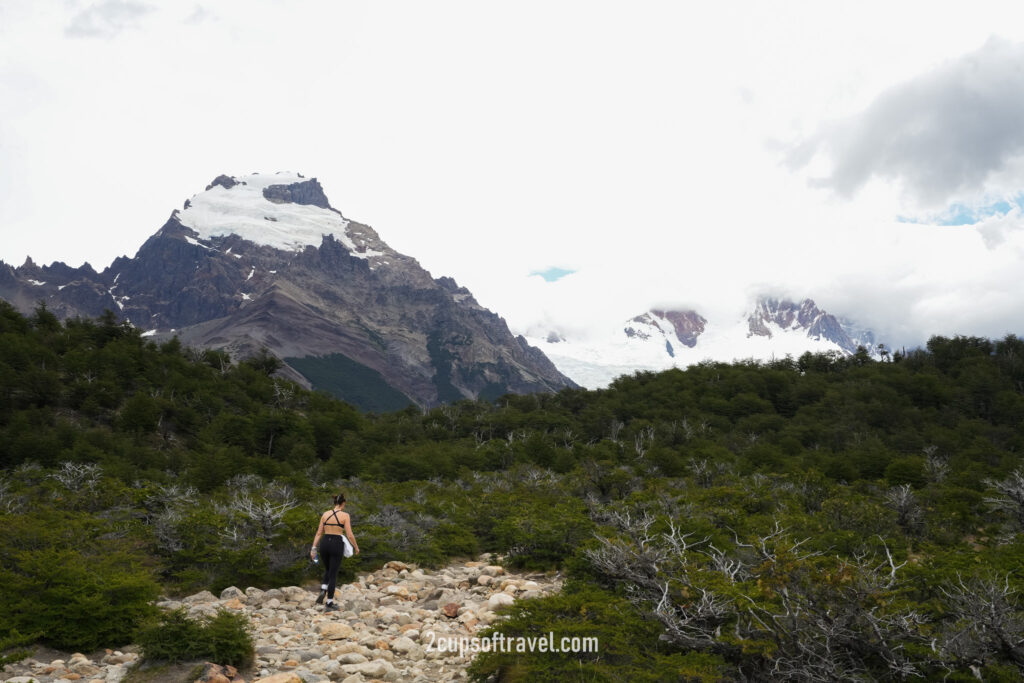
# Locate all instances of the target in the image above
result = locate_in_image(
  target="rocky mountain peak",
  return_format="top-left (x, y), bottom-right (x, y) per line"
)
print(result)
top-left (651, 309), bottom-right (706, 348)
top-left (625, 309), bottom-right (706, 348)
top-left (205, 174), bottom-right (243, 191)
top-left (262, 177), bottom-right (332, 209)
top-left (0, 172), bottom-right (576, 409)
top-left (747, 296), bottom-right (858, 353)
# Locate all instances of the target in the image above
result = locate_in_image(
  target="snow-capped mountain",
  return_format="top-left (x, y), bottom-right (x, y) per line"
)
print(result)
top-left (0, 172), bottom-right (575, 410)
top-left (528, 297), bottom-right (879, 389)
top-left (746, 297), bottom-right (875, 355)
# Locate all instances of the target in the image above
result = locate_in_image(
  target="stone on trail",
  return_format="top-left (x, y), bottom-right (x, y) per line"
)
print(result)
top-left (487, 592), bottom-right (515, 610)
top-left (317, 622), bottom-right (356, 640)
top-left (341, 659), bottom-right (395, 679)
top-left (253, 674), bottom-right (302, 683)
top-left (183, 590), bottom-right (218, 604)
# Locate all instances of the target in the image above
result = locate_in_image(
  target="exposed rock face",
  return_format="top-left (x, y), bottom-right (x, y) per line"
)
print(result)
top-left (0, 172), bottom-right (576, 410)
top-left (625, 309), bottom-right (706, 348)
top-left (207, 174), bottom-right (241, 191)
top-left (652, 309), bottom-right (706, 348)
top-left (262, 179), bottom-right (331, 209)
top-left (746, 297), bottom-right (859, 353)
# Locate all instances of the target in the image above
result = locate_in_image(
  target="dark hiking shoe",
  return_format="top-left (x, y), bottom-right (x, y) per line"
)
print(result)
top-left (316, 589), bottom-right (326, 605)
top-left (324, 602), bottom-right (339, 612)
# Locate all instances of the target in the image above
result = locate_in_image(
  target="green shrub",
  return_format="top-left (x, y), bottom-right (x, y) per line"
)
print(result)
top-left (494, 500), bottom-right (593, 570)
top-left (203, 610), bottom-right (255, 667)
top-left (0, 630), bottom-right (36, 668)
top-left (468, 585), bottom-right (724, 682)
top-left (135, 609), bottom-right (204, 662)
top-left (137, 608), bottom-right (254, 667)
top-left (0, 544), bottom-right (159, 651)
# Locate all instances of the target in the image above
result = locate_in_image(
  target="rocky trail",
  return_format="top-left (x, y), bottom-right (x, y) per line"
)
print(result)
top-left (2, 557), bottom-right (561, 683)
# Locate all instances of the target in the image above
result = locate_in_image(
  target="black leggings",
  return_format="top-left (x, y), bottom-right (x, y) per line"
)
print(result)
top-left (319, 535), bottom-right (345, 600)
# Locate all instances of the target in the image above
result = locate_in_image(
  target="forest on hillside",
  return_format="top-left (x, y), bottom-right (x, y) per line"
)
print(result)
top-left (2, 300), bottom-right (1024, 680)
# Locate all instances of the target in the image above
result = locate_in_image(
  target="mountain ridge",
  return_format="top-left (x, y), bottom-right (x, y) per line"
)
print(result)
top-left (0, 172), bottom-right (576, 409)
top-left (530, 296), bottom-right (881, 388)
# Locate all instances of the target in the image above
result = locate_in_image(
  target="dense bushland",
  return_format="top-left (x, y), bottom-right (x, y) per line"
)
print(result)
top-left (1, 301), bottom-right (1024, 679)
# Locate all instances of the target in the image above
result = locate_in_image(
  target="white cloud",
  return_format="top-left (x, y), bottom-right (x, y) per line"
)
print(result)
top-left (797, 38), bottom-right (1024, 207)
top-left (2, 1), bottom-right (1024, 358)
top-left (183, 5), bottom-right (214, 26)
top-left (65, 0), bottom-right (154, 39)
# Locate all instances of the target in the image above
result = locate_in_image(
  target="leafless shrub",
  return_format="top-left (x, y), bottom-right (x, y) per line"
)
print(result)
top-left (515, 465), bottom-right (559, 488)
top-left (264, 481), bottom-right (295, 503)
top-left (144, 483), bottom-right (198, 512)
top-left (984, 469), bottom-right (1024, 531)
top-left (505, 429), bottom-right (528, 445)
top-left (938, 573), bottom-right (1024, 670)
top-left (608, 419), bottom-right (625, 443)
top-left (271, 379), bottom-right (294, 408)
top-left (50, 461), bottom-right (102, 491)
top-left (153, 507), bottom-right (186, 552)
top-left (634, 426), bottom-right (656, 458)
top-left (364, 504), bottom-right (435, 551)
top-left (226, 473), bottom-right (263, 492)
top-left (584, 511), bottom-right (926, 679)
top-left (690, 458), bottom-right (714, 488)
top-left (13, 461), bottom-right (44, 484)
top-left (0, 477), bottom-right (20, 513)
top-left (886, 484), bottom-right (925, 535)
top-left (303, 463), bottom-right (327, 488)
top-left (923, 445), bottom-right (949, 483)
top-left (227, 492), bottom-right (299, 541)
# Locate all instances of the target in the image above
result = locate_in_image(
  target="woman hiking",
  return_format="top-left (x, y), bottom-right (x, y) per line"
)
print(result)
top-left (311, 492), bottom-right (360, 611)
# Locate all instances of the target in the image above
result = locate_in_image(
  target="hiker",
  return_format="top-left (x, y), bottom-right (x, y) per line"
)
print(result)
top-left (311, 492), bottom-right (360, 611)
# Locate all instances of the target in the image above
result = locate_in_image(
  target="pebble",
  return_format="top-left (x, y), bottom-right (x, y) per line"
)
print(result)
top-left (0, 555), bottom-right (560, 683)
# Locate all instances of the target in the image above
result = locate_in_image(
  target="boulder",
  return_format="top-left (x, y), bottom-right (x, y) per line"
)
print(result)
top-left (220, 586), bottom-right (245, 601)
top-left (340, 660), bottom-right (395, 679)
top-left (487, 593), bottom-right (515, 610)
top-left (336, 653), bottom-right (368, 664)
top-left (245, 587), bottom-right (266, 602)
top-left (253, 674), bottom-right (302, 683)
top-left (183, 590), bottom-right (218, 604)
top-left (317, 622), bottom-right (356, 640)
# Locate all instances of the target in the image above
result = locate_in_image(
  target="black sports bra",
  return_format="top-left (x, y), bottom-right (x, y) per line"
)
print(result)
top-left (325, 509), bottom-right (346, 534)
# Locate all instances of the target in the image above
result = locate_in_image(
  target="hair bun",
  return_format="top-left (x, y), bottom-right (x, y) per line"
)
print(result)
top-left (334, 492), bottom-right (346, 506)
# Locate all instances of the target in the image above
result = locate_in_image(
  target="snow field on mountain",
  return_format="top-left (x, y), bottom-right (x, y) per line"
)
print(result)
top-left (177, 172), bottom-right (381, 259)
top-left (529, 316), bottom-right (847, 389)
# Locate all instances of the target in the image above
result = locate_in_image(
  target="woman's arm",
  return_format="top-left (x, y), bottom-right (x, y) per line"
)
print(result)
top-left (344, 512), bottom-right (360, 555)
top-left (311, 513), bottom-right (326, 559)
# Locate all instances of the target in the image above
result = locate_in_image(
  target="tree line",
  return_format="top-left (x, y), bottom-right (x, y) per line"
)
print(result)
top-left (1, 301), bottom-right (1024, 679)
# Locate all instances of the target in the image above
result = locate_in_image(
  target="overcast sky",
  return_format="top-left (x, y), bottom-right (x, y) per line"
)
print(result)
top-left (3, 1), bottom-right (1024, 349)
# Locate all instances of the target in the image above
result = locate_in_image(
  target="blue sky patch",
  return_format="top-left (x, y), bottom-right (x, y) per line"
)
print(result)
top-left (530, 267), bottom-right (576, 282)
top-left (898, 194), bottom-right (1024, 226)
